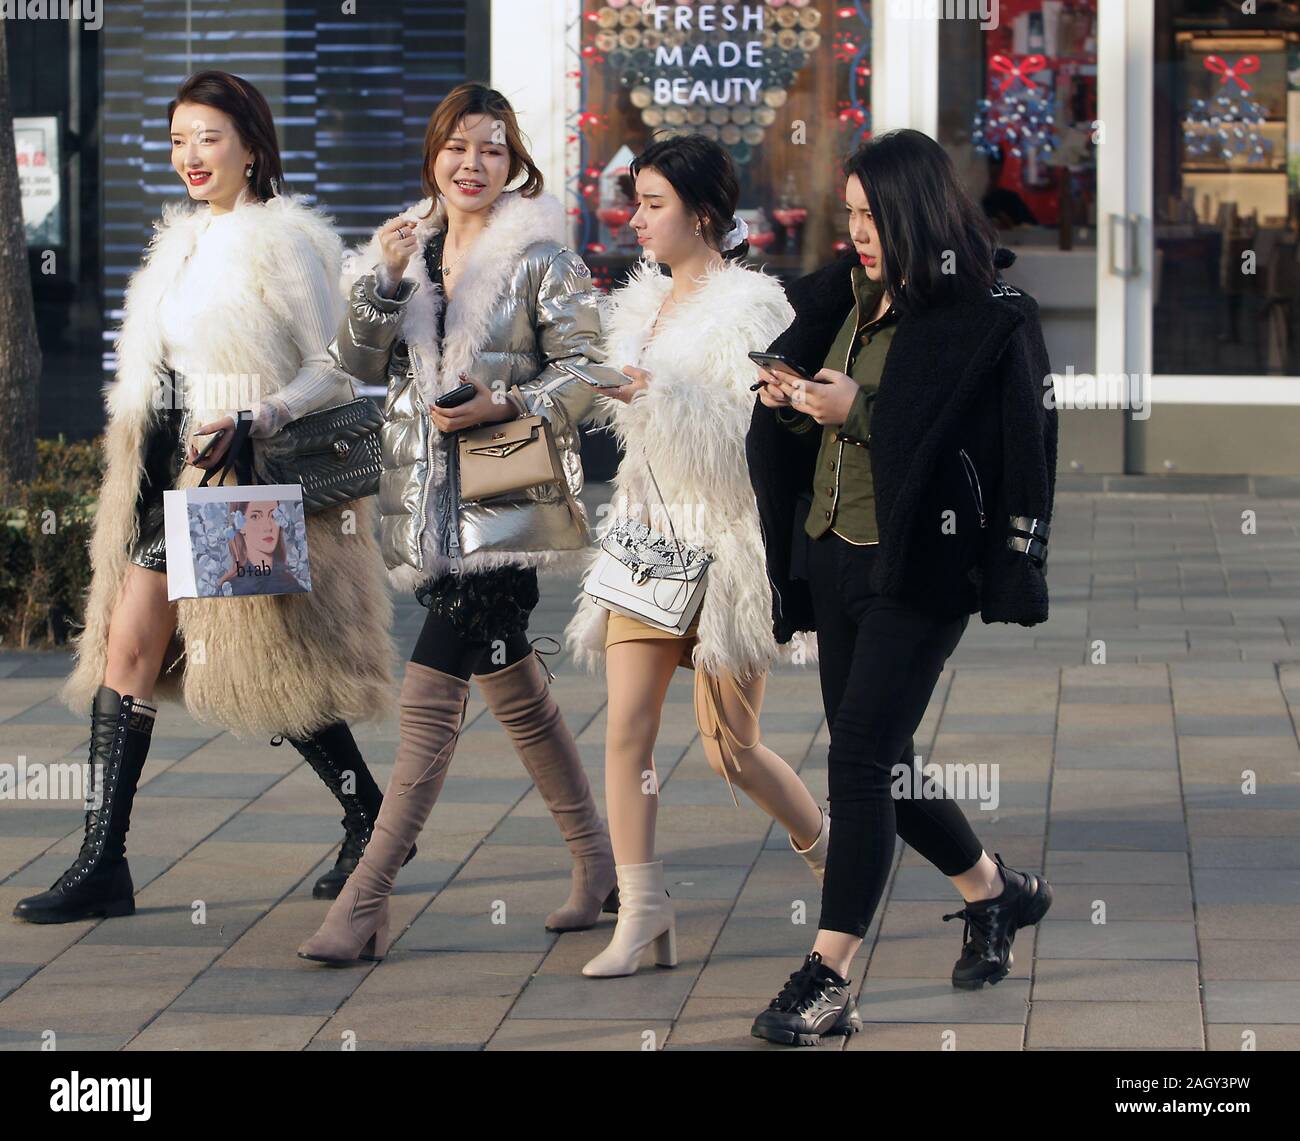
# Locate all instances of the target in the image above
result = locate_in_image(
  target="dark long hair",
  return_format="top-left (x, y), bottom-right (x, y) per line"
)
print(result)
top-left (630, 133), bottom-right (749, 261)
top-left (420, 82), bottom-right (544, 208)
top-left (842, 129), bottom-right (998, 313)
top-left (167, 71), bottom-right (285, 202)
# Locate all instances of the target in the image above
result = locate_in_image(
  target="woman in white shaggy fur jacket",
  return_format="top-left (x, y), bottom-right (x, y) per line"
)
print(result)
top-left (562, 136), bottom-right (827, 979)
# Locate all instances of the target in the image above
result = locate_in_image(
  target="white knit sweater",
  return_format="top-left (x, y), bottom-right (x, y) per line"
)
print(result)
top-left (156, 204), bottom-right (341, 437)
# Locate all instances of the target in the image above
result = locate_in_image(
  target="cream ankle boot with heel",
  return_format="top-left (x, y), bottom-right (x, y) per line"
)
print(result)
top-left (790, 807), bottom-right (830, 884)
top-left (582, 860), bottom-right (677, 978)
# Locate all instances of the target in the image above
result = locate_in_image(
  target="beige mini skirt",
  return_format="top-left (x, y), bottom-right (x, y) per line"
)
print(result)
top-left (604, 610), bottom-right (701, 670)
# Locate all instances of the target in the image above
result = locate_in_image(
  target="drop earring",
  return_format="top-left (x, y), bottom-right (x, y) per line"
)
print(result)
top-left (694, 220), bottom-right (702, 237)
top-left (245, 163), bottom-right (254, 179)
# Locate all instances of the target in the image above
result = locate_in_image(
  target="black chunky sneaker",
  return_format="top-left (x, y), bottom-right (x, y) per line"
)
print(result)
top-left (944, 852), bottom-right (1053, 990)
top-left (751, 951), bottom-right (863, 1046)
top-left (14, 687), bottom-right (155, 924)
top-left (280, 724), bottom-right (416, 899)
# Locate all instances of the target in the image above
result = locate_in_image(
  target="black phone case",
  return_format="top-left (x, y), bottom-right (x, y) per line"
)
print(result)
top-left (433, 383), bottom-right (476, 409)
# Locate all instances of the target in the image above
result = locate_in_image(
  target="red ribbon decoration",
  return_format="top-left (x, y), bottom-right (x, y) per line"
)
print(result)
top-left (990, 53), bottom-right (1048, 93)
top-left (1203, 54), bottom-right (1260, 92)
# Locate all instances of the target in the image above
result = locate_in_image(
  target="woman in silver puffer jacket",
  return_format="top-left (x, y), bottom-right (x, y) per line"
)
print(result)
top-left (299, 83), bottom-right (618, 965)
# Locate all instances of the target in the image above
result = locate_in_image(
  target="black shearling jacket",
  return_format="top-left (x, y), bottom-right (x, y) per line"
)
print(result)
top-left (745, 248), bottom-right (1058, 640)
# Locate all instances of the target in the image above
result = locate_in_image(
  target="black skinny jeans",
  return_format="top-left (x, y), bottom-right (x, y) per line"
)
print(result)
top-left (807, 531), bottom-right (984, 938)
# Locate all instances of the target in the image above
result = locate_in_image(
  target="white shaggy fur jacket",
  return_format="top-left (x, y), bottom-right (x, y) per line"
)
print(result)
top-left (564, 257), bottom-right (815, 681)
top-left (62, 194), bottom-right (394, 737)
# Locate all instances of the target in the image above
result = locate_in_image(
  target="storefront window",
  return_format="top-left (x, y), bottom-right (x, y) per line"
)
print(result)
top-left (1153, 1), bottom-right (1300, 377)
top-left (7, 0), bottom-right (486, 438)
top-left (937, 1), bottom-right (1099, 389)
top-left (565, 0), bottom-right (873, 290)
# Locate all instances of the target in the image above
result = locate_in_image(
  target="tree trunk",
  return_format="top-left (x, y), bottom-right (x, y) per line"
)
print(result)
top-left (0, 19), bottom-right (42, 486)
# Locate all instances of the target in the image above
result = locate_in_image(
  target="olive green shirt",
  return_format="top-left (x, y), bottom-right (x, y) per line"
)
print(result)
top-left (775, 266), bottom-right (898, 544)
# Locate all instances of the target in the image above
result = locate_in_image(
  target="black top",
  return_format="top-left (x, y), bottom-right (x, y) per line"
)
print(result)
top-left (423, 230), bottom-right (447, 344)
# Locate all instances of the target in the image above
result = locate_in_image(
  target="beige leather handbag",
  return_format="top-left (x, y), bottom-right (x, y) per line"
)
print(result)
top-left (457, 388), bottom-right (565, 501)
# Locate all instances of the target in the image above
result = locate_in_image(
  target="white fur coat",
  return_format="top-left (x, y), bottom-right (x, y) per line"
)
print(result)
top-left (62, 195), bottom-right (394, 737)
top-left (564, 257), bottom-right (814, 680)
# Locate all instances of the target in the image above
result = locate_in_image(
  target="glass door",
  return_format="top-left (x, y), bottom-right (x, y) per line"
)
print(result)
top-left (933, 0), bottom-right (1120, 473)
top-left (1115, 0), bottom-right (1300, 474)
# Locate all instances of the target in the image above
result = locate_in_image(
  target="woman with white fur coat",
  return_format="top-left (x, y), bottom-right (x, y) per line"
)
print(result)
top-left (562, 136), bottom-right (828, 978)
top-left (16, 72), bottom-right (395, 927)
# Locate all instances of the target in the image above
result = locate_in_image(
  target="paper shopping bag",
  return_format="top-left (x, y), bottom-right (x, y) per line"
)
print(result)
top-left (163, 484), bottom-right (312, 601)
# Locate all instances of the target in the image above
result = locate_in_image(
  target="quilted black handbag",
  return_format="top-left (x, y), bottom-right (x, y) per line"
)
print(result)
top-left (253, 397), bottom-right (384, 514)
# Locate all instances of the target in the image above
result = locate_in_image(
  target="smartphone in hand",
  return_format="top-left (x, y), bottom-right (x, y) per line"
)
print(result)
top-left (747, 351), bottom-right (821, 384)
top-left (557, 361), bottom-right (634, 389)
top-left (192, 428), bottom-right (227, 463)
top-left (433, 382), bottom-right (477, 409)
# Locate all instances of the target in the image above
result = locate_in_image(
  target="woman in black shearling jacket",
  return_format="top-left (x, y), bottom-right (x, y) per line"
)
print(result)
top-left (744, 129), bottom-right (1057, 1046)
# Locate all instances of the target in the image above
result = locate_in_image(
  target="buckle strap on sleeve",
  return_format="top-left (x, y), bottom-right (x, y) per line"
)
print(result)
top-left (1006, 515), bottom-right (1050, 567)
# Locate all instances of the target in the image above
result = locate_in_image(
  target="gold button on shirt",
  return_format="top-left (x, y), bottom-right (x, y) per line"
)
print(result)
top-left (776, 265), bottom-right (898, 545)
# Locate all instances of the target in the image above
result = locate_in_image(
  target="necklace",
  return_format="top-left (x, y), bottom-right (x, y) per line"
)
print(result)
top-left (441, 240), bottom-right (470, 280)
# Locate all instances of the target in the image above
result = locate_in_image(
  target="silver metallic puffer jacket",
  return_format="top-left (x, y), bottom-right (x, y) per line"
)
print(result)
top-left (336, 203), bottom-right (606, 586)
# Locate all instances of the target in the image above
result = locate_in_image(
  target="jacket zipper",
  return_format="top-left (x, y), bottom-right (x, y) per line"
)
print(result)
top-left (958, 447), bottom-right (987, 529)
top-left (444, 431), bottom-right (462, 561)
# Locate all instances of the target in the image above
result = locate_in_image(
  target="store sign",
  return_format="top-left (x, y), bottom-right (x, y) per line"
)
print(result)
top-left (647, 3), bottom-right (768, 104)
top-left (14, 115), bottom-right (61, 246)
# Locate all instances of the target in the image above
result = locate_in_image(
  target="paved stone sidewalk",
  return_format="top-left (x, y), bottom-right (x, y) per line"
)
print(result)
top-left (0, 486), bottom-right (1298, 1050)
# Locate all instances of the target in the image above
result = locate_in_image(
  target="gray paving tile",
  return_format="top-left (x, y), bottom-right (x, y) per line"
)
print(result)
top-left (1204, 982), bottom-right (1300, 1024)
top-left (171, 966), bottom-right (363, 1016)
top-left (940, 714), bottom-right (1058, 734)
top-left (1191, 838), bottom-right (1300, 868)
top-left (1046, 851), bottom-right (1190, 885)
top-left (858, 977), bottom-right (1031, 1024)
top-left (0, 1029), bottom-right (127, 1051)
top-left (434, 777), bottom-right (533, 803)
top-left (4, 698), bottom-right (86, 725)
top-left (483, 816), bottom-right (568, 846)
top-left (1176, 715), bottom-right (1297, 737)
top-left (0, 963), bottom-right (39, 1000)
top-left (1192, 868), bottom-right (1300, 904)
top-left (711, 916), bottom-right (826, 957)
top-left (1183, 783), bottom-right (1300, 810)
top-left (1060, 687), bottom-right (1172, 704)
top-left (137, 771), bottom-right (284, 799)
top-left (0, 809), bottom-right (85, 837)
top-left (1053, 744), bottom-right (1177, 769)
top-left (1046, 820), bottom-right (1189, 851)
top-left (510, 969), bottom-right (699, 1022)
top-left (398, 911), bottom-right (558, 953)
top-left (210, 813), bottom-right (343, 844)
top-left (77, 905), bottom-right (264, 948)
top-left (1037, 920), bottom-right (1199, 960)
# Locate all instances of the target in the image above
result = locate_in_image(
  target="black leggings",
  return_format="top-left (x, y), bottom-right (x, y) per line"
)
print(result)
top-left (807, 532), bottom-right (985, 938)
top-left (409, 565), bottom-right (541, 680)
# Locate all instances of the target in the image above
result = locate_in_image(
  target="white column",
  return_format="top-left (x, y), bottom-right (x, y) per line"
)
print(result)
top-left (870, 1), bottom-right (939, 136)
top-left (489, 0), bottom-right (570, 199)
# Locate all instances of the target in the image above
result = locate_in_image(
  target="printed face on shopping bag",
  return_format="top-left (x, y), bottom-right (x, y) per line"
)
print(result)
top-left (165, 484), bottom-right (311, 601)
top-left (240, 501), bottom-right (283, 560)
